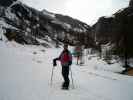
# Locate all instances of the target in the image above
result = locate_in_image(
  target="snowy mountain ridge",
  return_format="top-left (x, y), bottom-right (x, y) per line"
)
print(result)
top-left (42, 9), bottom-right (56, 18)
top-left (0, 0), bottom-right (93, 47)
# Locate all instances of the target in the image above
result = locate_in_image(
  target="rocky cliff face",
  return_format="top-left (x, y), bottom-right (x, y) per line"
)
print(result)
top-left (0, 0), bottom-right (93, 47)
top-left (92, 0), bottom-right (133, 61)
top-left (0, 0), bottom-right (17, 7)
top-left (129, 0), bottom-right (133, 7)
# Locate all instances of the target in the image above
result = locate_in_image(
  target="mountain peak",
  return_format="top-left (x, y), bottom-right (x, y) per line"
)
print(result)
top-left (41, 9), bottom-right (55, 18)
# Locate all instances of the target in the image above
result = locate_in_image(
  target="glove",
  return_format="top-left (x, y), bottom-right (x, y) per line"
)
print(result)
top-left (53, 58), bottom-right (57, 67)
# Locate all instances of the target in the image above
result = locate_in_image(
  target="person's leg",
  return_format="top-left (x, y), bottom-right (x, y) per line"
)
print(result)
top-left (77, 56), bottom-right (79, 65)
top-left (62, 66), bottom-right (70, 88)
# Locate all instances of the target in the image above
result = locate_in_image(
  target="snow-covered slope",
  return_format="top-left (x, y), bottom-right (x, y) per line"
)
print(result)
top-left (0, 41), bottom-right (133, 100)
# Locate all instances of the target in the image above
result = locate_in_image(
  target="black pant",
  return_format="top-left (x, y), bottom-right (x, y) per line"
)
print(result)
top-left (62, 66), bottom-right (70, 88)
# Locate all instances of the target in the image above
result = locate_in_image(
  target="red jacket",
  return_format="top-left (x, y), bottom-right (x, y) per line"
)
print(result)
top-left (59, 49), bottom-right (72, 66)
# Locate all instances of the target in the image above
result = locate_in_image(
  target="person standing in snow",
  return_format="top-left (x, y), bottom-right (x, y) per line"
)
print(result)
top-left (53, 44), bottom-right (72, 89)
top-left (74, 45), bottom-right (82, 65)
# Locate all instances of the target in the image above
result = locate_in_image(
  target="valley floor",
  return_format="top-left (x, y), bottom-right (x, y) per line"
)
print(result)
top-left (0, 41), bottom-right (133, 100)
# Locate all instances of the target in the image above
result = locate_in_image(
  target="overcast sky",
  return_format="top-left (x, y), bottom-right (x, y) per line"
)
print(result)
top-left (21, 0), bottom-right (129, 25)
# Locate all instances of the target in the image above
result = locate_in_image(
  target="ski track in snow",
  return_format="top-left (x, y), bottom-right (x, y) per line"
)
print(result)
top-left (0, 41), bottom-right (133, 100)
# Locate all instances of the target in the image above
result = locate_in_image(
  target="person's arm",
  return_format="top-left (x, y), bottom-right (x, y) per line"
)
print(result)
top-left (54, 57), bottom-right (60, 61)
top-left (53, 53), bottom-right (61, 66)
top-left (68, 52), bottom-right (72, 66)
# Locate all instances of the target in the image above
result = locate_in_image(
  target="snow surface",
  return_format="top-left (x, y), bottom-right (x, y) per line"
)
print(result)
top-left (0, 41), bottom-right (133, 100)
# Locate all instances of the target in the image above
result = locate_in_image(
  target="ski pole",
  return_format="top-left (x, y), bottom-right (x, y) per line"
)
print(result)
top-left (50, 66), bottom-right (55, 86)
top-left (70, 67), bottom-right (74, 89)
